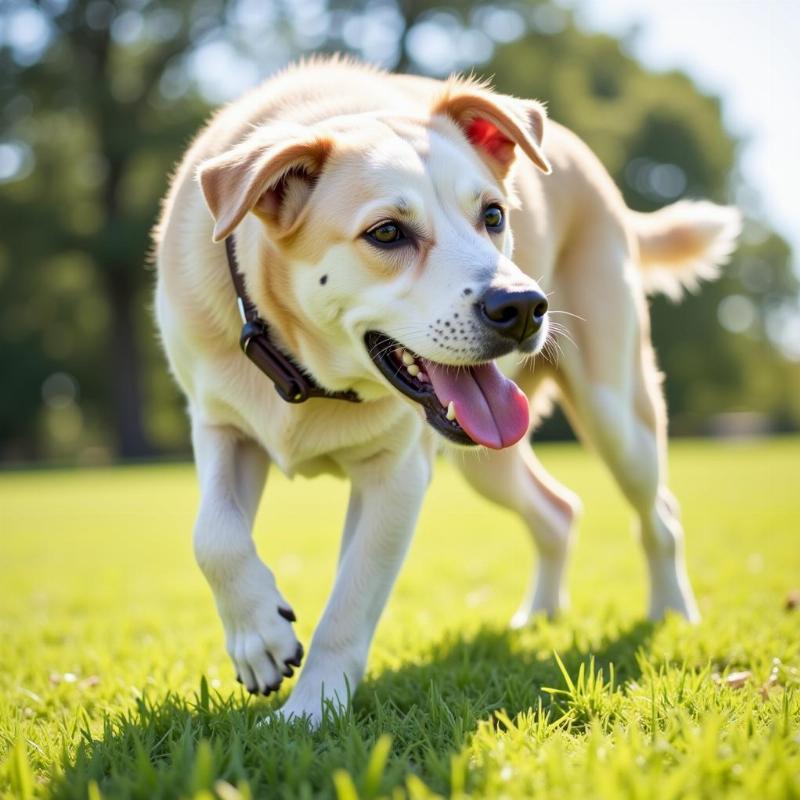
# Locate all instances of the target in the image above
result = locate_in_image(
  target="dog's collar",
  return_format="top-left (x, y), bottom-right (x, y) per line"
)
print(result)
top-left (225, 235), bottom-right (360, 404)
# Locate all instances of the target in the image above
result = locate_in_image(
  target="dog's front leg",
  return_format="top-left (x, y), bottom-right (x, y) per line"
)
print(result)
top-left (192, 422), bottom-right (303, 696)
top-left (279, 443), bottom-right (432, 725)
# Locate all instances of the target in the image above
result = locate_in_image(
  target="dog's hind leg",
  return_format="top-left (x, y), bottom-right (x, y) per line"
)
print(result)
top-left (550, 232), bottom-right (700, 622)
top-left (453, 442), bottom-right (581, 624)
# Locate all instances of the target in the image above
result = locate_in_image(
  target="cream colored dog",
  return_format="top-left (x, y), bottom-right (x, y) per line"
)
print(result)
top-left (154, 57), bottom-right (740, 724)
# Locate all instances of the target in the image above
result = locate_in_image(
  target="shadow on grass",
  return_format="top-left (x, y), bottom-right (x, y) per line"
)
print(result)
top-left (49, 620), bottom-right (654, 799)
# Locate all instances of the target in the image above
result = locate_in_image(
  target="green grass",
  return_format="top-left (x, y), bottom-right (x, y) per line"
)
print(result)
top-left (1, 438), bottom-right (799, 799)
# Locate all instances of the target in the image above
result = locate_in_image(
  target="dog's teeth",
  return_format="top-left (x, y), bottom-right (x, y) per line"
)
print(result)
top-left (446, 401), bottom-right (456, 421)
top-left (401, 350), bottom-right (415, 366)
top-left (407, 364), bottom-right (420, 377)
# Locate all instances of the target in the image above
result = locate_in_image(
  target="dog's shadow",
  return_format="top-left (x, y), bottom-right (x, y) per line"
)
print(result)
top-left (50, 620), bottom-right (654, 799)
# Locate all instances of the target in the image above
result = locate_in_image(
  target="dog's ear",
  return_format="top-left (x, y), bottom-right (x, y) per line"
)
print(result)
top-left (433, 84), bottom-right (551, 177)
top-left (197, 127), bottom-right (333, 243)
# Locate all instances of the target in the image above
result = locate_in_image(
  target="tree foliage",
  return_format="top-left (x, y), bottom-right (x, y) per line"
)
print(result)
top-left (0, 0), bottom-right (796, 461)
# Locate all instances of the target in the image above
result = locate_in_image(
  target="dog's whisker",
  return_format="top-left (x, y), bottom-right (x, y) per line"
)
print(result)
top-left (548, 309), bottom-right (586, 323)
top-left (553, 332), bottom-right (577, 352)
top-left (547, 332), bottom-right (566, 362)
top-left (547, 321), bottom-right (578, 351)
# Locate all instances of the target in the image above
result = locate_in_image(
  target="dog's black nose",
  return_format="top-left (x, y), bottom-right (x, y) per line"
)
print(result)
top-left (478, 287), bottom-right (548, 343)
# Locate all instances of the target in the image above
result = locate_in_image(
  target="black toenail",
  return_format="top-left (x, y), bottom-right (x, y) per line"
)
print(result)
top-left (278, 607), bottom-right (296, 623)
top-left (247, 686), bottom-right (258, 695)
top-left (286, 642), bottom-right (304, 667)
top-left (236, 673), bottom-right (243, 684)
top-left (268, 680), bottom-right (282, 692)
top-left (282, 665), bottom-right (294, 678)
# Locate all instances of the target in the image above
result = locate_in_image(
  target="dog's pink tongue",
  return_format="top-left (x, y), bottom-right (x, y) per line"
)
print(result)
top-left (422, 360), bottom-right (529, 449)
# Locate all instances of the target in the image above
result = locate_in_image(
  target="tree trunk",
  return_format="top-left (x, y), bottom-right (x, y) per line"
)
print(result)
top-left (105, 269), bottom-right (153, 459)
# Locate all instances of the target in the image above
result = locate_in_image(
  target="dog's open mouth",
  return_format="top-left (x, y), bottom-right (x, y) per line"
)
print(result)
top-left (364, 331), bottom-right (530, 449)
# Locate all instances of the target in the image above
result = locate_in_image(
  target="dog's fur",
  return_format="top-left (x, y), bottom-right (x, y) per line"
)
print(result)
top-left (154, 57), bottom-right (740, 723)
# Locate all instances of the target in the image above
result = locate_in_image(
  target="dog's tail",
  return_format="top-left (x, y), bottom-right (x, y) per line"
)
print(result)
top-left (630, 200), bottom-right (742, 300)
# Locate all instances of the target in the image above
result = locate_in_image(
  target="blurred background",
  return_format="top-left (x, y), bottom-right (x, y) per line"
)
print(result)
top-left (1, 0), bottom-right (798, 464)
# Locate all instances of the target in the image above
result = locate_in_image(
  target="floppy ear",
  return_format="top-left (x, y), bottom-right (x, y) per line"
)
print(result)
top-left (197, 128), bottom-right (333, 242)
top-left (433, 85), bottom-right (551, 177)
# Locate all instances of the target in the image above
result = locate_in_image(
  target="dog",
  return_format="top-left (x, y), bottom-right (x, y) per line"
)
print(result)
top-left (154, 56), bottom-right (740, 724)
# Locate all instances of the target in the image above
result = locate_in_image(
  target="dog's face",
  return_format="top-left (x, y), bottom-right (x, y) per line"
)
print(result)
top-left (199, 85), bottom-right (551, 449)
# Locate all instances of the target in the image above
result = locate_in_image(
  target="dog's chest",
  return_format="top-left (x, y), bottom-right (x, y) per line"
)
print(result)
top-left (203, 372), bottom-right (417, 476)
top-left (266, 404), bottom-right (424, 477)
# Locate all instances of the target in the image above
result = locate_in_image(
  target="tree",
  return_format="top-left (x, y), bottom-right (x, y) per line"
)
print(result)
top-left (0, 0), bottom-right (796, 461)
top-left (1, 0), bottom-right (220, 457)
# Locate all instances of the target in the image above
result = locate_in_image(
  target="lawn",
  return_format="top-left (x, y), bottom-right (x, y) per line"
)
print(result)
top-left (1, 437), bottom-right (798, 799)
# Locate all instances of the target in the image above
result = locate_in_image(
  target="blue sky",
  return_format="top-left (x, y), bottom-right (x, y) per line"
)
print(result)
top-left (569, 0), bottom-right (800, 267)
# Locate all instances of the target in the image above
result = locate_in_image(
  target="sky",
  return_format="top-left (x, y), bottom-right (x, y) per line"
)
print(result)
top-left (567, 0), bottom-right (800, 265)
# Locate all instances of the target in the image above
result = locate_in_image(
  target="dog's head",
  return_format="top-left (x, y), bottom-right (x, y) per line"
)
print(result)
top-left (197, 78), bottom-right (551, 449)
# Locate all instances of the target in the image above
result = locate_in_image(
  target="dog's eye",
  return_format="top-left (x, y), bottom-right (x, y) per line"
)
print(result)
top-left (483, 204), bottom-right (505, 232)
top-left (366, 222), bottom-right (406, 247)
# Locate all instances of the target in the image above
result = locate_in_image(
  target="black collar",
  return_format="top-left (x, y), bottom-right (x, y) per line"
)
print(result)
top-left (225, 235), bottom-right (360, 404)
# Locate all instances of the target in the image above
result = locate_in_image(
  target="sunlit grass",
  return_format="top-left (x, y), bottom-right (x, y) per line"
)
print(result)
top-left (1, 438), bottom-right (798, 798)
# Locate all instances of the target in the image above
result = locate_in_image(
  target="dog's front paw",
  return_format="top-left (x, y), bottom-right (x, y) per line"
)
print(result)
top-left (216, 564), bottom-right (304, 696)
